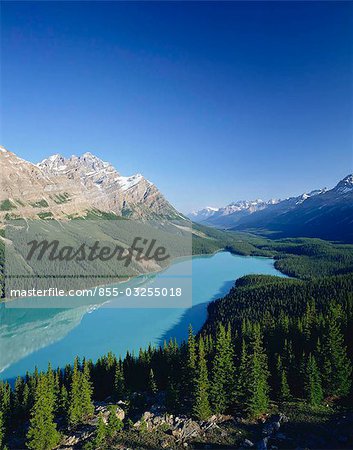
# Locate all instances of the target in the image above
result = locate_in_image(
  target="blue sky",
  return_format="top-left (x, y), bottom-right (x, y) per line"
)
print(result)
top-left (1, 1), bottom-right (352, 212)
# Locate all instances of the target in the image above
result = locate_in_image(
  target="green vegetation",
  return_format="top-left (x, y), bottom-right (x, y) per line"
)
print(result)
top-left (30, 199), bottom-right (49, 208)
top-left (52, 192), bottom-right (71, 204)
top-left (0, 199), bottom-right (17, 211)
top-left (26, 372), bottom-right (60, 450)
top-left (36, 211), bottom-right (53, 219)
top-left (0, 219), bottom-right (352, 448)
top-left (65, 209), bottom-right (121, 220)
top-left (0, 279), bottom-right (351, 448)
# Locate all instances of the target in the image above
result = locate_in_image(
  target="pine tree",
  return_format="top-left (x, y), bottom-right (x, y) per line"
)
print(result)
top-left (187, 325), bottom-right (197, 372)
top-left (245, 326), bottom-right (270, 417)
top-left (279, 369), bottom-right (291, 402)
top-left (68, 358), bottom-right (94, 427)
top-left (114, 362), bottom-right (126, 400)
top-left (59, 385), bottom-right (69, 420)
top-left (237, 339), bottom-right (249, 403)
top-left (26, 373), bottom-right (60, 450)
top-left (23, 384), bottom-right (31, 418)
top-left (0, 411), bottom-right (5, 450)
top-left (186, 325), bottom-right (197, 402)
top-left (210, 324), bottom-right (236, 413)
top-left (81, 361), bottom-right (94, 420)
top-left (305, 354), bottom-right (323, 407)
top-left (68, 358), bottom-right (82, 427)
top-left (193, 337), bottom-right (211, 420)
top-left (148, 369), bottom-right (158, 395)
top-left (46, 363), bottom-right (57, 414)
top-left (13, 376), bottom-right (24, 420)
top-left (94, 413), bottom-right (107, 448)
top-left (321, 307), bottom-right (352, 397)
top-left (0, 382), bottom-right (11, 429)
top-left (107, 407), bottom-right (123, 439)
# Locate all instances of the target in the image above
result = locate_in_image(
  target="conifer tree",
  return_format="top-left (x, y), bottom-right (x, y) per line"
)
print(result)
top-left (193, 337), bottom-right (211, 420)
top-left (68, 358), bottom-right (94, 427)
top-left (187, 325), bottom-right (197, 372)
top-left (305, 354), bottom-right (323, 407)
top-left (23, 384), bottom-right (31, 418)
top-left (245, 326), bottom-right (270, 417)
top-left (13, 376), bottom-right (24, 420)
top-left (59, 385), bottom-right (69, 420)
top-left (279, 369), bottom-right (291, 402)
top-left (68, 358), bottom-right (82, 427)
top-left (210, 324), bottom-right (235, 413)
top-left (148, 369), bottom-right (158, 395)
top-left (46, 363), bottom-right (57, 414)
top-left (0, 411), bottom-right (4, 450)
top-left (186, 325), bottom-right (197, 400)
top-left (114, 362), bottom-right (126, 400)
top-left (26, 373), bottom-right (60, 450)
top-left (0, 382), bottom-right (11, 429)
top-left (321, 307), bottom-right (352, 397)
top-left (81, 360), bottom-right (94, 420)
top-left (94, 413), bottom-right (107, 449)
top-left (107, 407), bottom-right (123, 439)
top-left (237, 339), bottom-right (249, 403)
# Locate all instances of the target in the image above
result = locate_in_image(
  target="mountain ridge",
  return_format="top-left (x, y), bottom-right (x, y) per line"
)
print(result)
top-left (0, 146), bottom-right (180, 221)
top-left (188, 175), bottom-right (353, 242)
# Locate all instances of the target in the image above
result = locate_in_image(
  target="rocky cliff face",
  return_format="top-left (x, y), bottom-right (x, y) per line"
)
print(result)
top-left (0, 146), bottom-right (180, 220)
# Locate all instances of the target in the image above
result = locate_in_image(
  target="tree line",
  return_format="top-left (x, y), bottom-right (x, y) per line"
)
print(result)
top-left (0, 298), bottom-right (351, 449)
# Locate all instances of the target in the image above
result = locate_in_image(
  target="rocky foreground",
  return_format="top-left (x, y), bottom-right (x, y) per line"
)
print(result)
top-left (53, 399), bottom-right (353, 450)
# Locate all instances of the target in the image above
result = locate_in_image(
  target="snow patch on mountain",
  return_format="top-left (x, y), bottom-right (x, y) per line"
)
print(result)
top-left (117, 174), bottom-right (144, 191)
top-left (295, 189), bottom-right (327, 204)
top-left (334, 174), bottom-right (353, 194)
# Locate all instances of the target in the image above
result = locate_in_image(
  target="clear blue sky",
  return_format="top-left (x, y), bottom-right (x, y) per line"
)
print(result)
top-left (1, 1), bottom-right (352, 212)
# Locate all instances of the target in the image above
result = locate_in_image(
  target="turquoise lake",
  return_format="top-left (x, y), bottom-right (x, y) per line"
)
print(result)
top-left (0, 251), bottom-right (283, 380)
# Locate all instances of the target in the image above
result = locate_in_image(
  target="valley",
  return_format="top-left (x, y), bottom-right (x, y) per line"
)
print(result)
top-left (0, 148), bottom-right (352, 450)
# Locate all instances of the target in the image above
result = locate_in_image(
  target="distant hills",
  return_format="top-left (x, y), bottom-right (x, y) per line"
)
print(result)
top-left (188, 176), bottom-right (353, 242)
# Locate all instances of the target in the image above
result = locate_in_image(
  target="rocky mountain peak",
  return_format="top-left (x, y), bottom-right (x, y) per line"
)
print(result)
top-left (334, 174), bottom-right (353, 193)
top-left (1, 147), bottom-right (179, 220)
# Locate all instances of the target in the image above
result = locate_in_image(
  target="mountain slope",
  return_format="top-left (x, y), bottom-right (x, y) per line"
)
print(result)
top-left (233, 176), bottom-right (353, 242)
top-left (188, 199), bottom-right (280, 227)
top-left (0, 146), bottom-right (180, 220)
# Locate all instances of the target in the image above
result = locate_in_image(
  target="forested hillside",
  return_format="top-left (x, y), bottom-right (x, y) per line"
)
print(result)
top-left (0, 231), bottom-right (353, 449)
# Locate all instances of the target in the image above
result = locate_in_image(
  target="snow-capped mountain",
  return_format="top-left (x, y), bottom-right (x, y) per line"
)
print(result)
top-left (188, 176), bottom-right (353, 242)
top-left (0, 146), bottom-right (179, 220)
top-left (188, 198), bottom-right (280, 227)
top-left (295, 189), bottom-right (327, 204)
top-left (332, 174), bottom-right (353, 194)
top-left (188, 206), bottom-right (219, 222)
top-left (232, 175), bottom-right (353, 242)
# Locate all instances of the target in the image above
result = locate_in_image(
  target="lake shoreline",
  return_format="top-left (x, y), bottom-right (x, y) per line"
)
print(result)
top-left (0, 251), bottom-right (284, 381)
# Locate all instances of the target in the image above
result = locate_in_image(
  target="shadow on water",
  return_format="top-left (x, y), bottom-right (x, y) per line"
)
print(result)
top-left (157, 279), bottom-right (235, 345)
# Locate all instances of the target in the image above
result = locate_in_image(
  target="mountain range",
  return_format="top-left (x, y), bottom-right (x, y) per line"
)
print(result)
top-left (188, 176), bottom-right (353, 242)
top-left (0, 146), bottom-right (180, 221)
top-left (1, 146), bottom-right (352, 243)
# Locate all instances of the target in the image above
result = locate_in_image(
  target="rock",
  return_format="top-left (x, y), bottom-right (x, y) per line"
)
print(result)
top-left (160, 438), bottom-right (172, 449)
top-left (257, 437), bottom-right (269, 450)
top-left (115, 406), bottom-right (125, 421)
top-left (60, 427), bottom-right (94, 448)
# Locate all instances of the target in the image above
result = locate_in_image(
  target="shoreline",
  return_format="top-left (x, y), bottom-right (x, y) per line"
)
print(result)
top-left (0, 251), bottom-right (283, 381)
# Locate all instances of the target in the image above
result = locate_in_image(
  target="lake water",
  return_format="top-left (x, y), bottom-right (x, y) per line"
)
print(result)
top-left (0, 251), bottom-right (283, 380)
